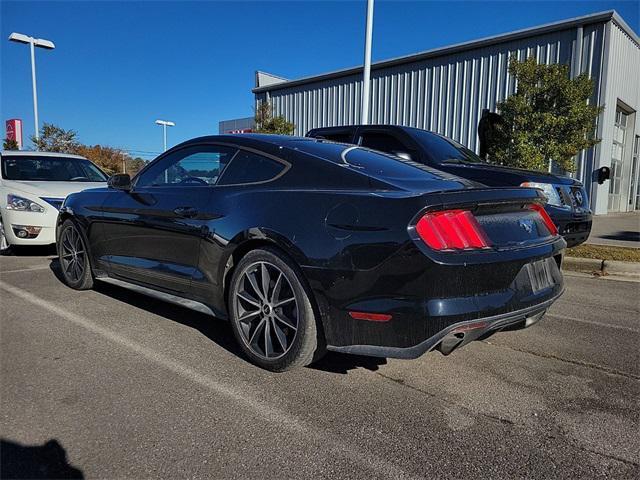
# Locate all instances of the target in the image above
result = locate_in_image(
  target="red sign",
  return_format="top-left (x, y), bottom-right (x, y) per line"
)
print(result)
top-left (5, 119), bottom-right (23, 149)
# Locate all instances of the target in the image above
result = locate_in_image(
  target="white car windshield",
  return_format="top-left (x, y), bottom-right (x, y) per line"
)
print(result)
top-left (1, 155), bottom-right (108, 182)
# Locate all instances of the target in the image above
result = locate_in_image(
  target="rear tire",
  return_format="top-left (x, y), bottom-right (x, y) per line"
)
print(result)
top-left (57, 219), bottom-right (94, 290)
top-left (229, 247), bottom-right (325, 371)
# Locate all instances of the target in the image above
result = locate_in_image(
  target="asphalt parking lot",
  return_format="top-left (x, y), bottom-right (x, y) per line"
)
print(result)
top-left (1, 250), bottom-right (639, 479)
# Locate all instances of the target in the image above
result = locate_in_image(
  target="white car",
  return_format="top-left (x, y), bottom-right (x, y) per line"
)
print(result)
top-left (1, 151), bottom-right (108, 253)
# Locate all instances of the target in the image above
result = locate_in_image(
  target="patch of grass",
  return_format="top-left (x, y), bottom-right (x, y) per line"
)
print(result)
top-left (567, 244), bottom-right (640, 262)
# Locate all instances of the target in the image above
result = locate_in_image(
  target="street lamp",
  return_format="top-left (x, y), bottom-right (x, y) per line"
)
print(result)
top-left (8, 32), bottom-right (55, 140)
top-left (155, 119), bottom-right (175, 152)
top-left (361, 0), bottom-right (374, 125)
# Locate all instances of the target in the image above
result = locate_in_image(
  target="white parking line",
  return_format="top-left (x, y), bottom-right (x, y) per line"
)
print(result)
top-left (547, 313), bottom-right (640, 334)
top-left (0, 279), bottom-right (420, 480)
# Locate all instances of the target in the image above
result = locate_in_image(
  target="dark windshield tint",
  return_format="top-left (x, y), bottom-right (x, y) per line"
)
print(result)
top-left (288, 139), bottom-right (359, 161)
top-left (341, 147), bottom-right (447, 180)
top-left (290, 140), bottom-right (446, 179)
top-left (359, 132), bottom-right (408, 154)
top-left (1, 156), bottom-right (108, 182)
top-left (410, 130), bottom-right (484, 164)
top-left (218, 151), bottom-right (285, 185)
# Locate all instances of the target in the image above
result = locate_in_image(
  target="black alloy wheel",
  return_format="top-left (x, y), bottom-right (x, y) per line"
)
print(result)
top-left (58, 219), bottom-right (94, 290)
top-left (229, 247), bottom-right (324, 371)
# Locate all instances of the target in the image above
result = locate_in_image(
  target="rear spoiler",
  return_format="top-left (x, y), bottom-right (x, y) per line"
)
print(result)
top-left (421, 187), bottom-right (546, 214)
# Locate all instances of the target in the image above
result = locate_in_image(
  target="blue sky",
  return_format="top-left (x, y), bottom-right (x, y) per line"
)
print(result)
top-left (1, 1), bottom-right (638, 159)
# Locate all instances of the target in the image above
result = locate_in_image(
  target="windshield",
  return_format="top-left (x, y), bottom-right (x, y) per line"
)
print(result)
top-left (1, 155), bottom-right (108, 182)
top-left (410, 130), bottom-right (485, 165)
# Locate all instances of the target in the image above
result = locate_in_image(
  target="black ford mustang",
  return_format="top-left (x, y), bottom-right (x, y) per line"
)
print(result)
top-left (56, 134), bottom-right (565, 371)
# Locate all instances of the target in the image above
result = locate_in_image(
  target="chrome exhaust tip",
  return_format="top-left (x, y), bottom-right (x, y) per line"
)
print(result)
top-left (525, 310), bottom-right (546, 327)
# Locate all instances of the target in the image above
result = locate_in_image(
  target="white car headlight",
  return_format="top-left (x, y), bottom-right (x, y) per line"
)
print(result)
top-left (521, 182), bottom-right (563, 207)
top-left (5, 194), bottom-right (46, 213)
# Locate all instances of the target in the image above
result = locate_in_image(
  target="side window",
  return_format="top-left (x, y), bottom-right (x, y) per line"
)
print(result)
top-left (136, 145), bottom-right (237, 187)
top-left (311, 129), bottom-right (355, 143)
top-left (359, 132), bottom-right (409, 155)
top-left (218, 150), bottom-right (286, 185)
top-left (322, 133), bottom-right (354, 143)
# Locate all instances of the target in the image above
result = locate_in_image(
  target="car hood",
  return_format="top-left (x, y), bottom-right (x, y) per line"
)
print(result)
top-left (2, 180), bottom-right (107, 198)
top-left (446, 163), bottom-right (579, 186)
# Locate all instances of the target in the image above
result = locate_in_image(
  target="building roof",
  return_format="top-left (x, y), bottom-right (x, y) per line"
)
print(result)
top-left (253, 10), bottom-right (639, 93)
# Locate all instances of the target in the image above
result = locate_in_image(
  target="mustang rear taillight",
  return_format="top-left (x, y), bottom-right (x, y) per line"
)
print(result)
top-left (416, 210), bottom-right (492, 251)
top-left (530, 204), bottom-right (558, 236)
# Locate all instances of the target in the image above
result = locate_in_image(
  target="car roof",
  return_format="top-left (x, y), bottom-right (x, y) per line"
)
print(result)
top-left (309, 124), bottom-right (426, 133)
top-left (0, 150), bottom-right (88, 160)
top-left (175, 133), bottom-right (356, 153)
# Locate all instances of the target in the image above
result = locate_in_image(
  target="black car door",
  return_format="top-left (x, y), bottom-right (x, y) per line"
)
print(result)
top-left (98, 144), bottom-right (238, 294)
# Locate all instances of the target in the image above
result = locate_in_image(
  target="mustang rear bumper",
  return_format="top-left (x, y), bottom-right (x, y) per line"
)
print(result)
top-left (326, 290), bottom-right (563, 359)
top-left (305, 237), bottom-right (565, 359)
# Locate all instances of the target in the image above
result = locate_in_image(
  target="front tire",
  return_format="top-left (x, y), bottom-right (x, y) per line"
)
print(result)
top-left (0, 215), bottom-right (12, 255)
top-left (57, 219), bottom-right (94, 290)
top-left (229, 247), bottom-right (324, 372)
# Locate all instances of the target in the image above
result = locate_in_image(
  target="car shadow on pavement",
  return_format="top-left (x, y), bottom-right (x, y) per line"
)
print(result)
top-left (309, 352), bottom-right (388, 374)
top-left (4, 244), bottom-right (57, 257)
top-left (93, 281), bottom-right (244, 355)
top-left (48, 258), bottom-right (389, 374)
top-left (599, 230), bottom-right (640, 242)
top-left (48, 259), bottom-right (243, 358)
top-left (0, 438), bottom-right (84, 479)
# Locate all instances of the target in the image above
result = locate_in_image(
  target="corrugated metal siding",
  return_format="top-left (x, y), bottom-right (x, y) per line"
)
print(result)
top-left (265, 27), bottom-right (604, 150)
top-left (257, 19), bottom-right (640, 212)
top-left (591, 21), bottom-right (640, 214)
top-left (573, 23), bottom-right (606, 188)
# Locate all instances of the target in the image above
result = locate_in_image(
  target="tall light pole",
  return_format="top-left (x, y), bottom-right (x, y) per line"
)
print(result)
top-left (155, 119), bottom-right (175, 152)
top-left (8, 32), bottom-right (55, 140)
top-left (361, 0), bottom-right (374, 125)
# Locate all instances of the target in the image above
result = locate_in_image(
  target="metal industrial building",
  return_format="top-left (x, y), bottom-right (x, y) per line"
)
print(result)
top-left (251, 11), bottom-right (640, 215)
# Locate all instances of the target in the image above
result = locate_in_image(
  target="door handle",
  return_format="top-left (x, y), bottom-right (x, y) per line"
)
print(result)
top-left (173, 206), bottom-right (198, 218)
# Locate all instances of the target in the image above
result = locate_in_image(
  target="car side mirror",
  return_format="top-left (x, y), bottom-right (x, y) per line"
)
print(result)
top-left (596, 166), bottom-right (610, 185)
top-left (394, 151), bottom-right (413, 161)
top-left (108, 173), bottom-right (132, 191)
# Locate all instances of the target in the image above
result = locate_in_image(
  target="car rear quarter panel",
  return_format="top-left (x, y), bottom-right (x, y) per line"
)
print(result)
top-left (196, 186), bottom-right (425, 315)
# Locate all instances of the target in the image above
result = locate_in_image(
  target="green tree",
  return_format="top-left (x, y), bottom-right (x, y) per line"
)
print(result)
top-left (490, 56), bottom-right (603, 172)
top-left (76, 144), bottom-right (128, 175)
top-left (30, 123), bottom-right (81, 153)
top-left (126, 157), bottom-right (147, 175)
top-left (3, 138), bottom-right (19, 150)
top-left (254, 101), bottom-right (295, 135)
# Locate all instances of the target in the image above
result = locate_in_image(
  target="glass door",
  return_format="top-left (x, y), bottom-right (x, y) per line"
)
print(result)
top-left (608, 108), bottom-right (627, 212)
top-left (630, 135), bottom-right (640, 210)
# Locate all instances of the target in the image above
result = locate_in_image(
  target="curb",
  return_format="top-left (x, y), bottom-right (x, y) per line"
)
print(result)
top-left (563, 256), bottom-right (640, 279)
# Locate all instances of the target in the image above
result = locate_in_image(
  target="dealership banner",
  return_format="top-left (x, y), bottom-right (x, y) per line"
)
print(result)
top-left (5, 119), bottom-right (23, 149)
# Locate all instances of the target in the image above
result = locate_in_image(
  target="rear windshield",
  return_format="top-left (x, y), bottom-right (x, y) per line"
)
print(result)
top-left (410, 130), bottom-right (485, 165)
top-left (341, 147), bottom-right (447, 180)
top-left (1, 155), bottom-right (108, 182)
top-left (290, 140), bottom-right (447, 180)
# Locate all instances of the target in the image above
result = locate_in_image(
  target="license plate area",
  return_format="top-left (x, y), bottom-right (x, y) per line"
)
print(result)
top-left (526, 258), bottom-right (555, 293)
